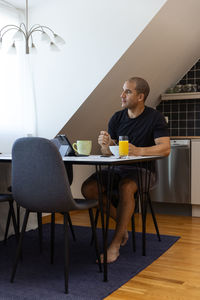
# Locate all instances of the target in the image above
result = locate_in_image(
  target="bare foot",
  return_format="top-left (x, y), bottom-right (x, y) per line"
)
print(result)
top-left (98, 246), bottom-right (120, 263)
top-left (121, 231), bottom-right (129, 246)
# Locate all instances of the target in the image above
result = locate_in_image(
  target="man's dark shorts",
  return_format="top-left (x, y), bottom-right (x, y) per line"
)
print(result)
top-left (84, 166), bottom-right (156, 208)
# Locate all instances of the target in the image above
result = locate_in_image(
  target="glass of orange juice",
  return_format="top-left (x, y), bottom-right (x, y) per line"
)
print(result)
top-left (119, 136), bottom-right (129, 157)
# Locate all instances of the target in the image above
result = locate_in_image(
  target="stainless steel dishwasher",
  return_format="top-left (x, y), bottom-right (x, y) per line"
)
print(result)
top-left (150, 139), bottom-right (191, 203)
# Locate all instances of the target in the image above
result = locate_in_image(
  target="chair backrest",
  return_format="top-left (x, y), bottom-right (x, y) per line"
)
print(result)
top-left (12, 137), bottom-right (77, 213)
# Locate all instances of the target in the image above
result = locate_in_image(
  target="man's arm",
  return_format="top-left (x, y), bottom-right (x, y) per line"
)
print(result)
top-left (128, 136), bottom-right (170, 157)
top-left (98, 131), bottom-right (117, 155)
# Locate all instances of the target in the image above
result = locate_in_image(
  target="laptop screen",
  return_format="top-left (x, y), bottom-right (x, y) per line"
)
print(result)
top-left (51, 135), bottom-right (76, 157)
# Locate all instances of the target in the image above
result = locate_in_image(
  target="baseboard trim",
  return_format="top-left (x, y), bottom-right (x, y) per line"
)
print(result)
top-left (192, 205), bottom-right (200, 217)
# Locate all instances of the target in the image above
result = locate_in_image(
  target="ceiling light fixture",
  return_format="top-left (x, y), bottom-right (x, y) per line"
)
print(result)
top-left (0, 0), bottom-right (65, 54)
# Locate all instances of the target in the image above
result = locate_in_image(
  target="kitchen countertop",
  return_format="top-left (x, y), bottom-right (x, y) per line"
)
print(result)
top-left (170, 136), bottom-right (200, 139)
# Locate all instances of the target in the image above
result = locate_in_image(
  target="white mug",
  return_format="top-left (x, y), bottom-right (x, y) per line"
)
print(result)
top-left (72, 140), bottom-right (92, 155)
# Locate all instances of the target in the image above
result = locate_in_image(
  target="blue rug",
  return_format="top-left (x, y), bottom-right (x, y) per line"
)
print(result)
top-left (0, 224), bottom-right (179, 299)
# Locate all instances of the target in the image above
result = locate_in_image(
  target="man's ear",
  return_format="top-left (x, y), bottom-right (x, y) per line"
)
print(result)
top-left (138, 93), bottom-right (145, 102)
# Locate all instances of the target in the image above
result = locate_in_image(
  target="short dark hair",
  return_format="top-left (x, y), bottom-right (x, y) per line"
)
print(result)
top-left (128, 77), bottom-right (150, 102)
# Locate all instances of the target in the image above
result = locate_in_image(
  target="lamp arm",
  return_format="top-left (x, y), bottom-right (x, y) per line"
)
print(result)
top-left (1, 27), bottom-right (26, 39)
top-left (29, 24), bottom-right (45, 31)
top-left (19, 23), bottom-right (29, 35)
top-left (39, 25), bottom-right (56, 35)
top-left (29, 24), bottom-right (56, 36)
top-left (25, 29), bottom-right (43, 54)
top-left (0, 24), bottom-right (21, 35)
top-left (27, 28), bottom-right (43, 39)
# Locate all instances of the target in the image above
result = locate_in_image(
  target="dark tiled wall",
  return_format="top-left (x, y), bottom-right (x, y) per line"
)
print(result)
top-left (157, 99), bottom-right (200, 136)
top-left (156, 59), bottom-right (200, 136)
top-left (178, 60), bottom-right (200, 89)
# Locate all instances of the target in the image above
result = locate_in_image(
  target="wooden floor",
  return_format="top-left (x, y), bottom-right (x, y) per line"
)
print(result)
top-left (43, 211), bottom-right (200, 300)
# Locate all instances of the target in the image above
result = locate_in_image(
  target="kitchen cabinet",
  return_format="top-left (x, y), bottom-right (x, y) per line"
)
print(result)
top-left (191, 139), bottom-right (200, 216)
top-left (161, 92), bottom-right (200, 101)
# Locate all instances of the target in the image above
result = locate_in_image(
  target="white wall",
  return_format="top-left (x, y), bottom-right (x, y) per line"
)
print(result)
top-left (29, 0), bottom-right (166, 138)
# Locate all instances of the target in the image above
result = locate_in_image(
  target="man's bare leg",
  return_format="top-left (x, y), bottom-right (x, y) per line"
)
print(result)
top-left (81, 178), bottom-right (137, 263)
top-left (88, 183), bottom-right (129, 247)
top-left (103, 178), bottom-right (137, 262)
top-left (103, 201), bottom-right (129, 246)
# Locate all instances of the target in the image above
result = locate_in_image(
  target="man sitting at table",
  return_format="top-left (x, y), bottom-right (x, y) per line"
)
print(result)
top-left (81, 77), bottom-right (170, 263)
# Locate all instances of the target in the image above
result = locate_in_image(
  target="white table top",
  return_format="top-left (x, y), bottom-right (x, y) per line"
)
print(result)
top-left (63, 154), bottom-right (161, 163)
top-left (0, 154), bottom-right (162, 164)
top-left (0, 154), bottom-right (12, 161)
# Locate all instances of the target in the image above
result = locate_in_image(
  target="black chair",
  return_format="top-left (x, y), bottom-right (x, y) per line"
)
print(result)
top-left (10, 137), bottom-right (101, 293)
top-left (131, 191), bottom-right (161, 255)
top-left (93, 164), bottom-right (161, 256)
top-left (131, 163), bottom-right (161, 255)
top-left (0, 194), bottom-right (18, 243)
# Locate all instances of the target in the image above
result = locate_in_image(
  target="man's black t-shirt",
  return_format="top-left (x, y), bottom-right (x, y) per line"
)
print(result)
top-left (108, 106), bottom-right (169, 147)
top-left (108, 106), bottom-right (169, 173)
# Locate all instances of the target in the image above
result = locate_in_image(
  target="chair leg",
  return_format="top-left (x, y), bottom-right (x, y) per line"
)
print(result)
top-left (148, 193), bottom-right (161, 241)
top-left (88, 208), bottom-right (102, 273)
top-left (134, 194), bottom-right (140, 213)
top-left (94, 207), bottom-right (100, 227)
top-left (63, 213), bottom-right (69, 294)
top-left (51, 213), bottom-right (55, 264)
top-left (142, 212), bottom-right (146, 256)
top-left (9, 201), bottom-right (19, 241)
top-left (4, 201), bottom-right (19, 243)
top-left (130, 193), bottom-right (140, 252)
top-left (16, 204), bottom-right (20, 233)
top-left (37, 212), bottom-right (43, 253)
top-left (4, 207), bottom-right (12, 243)
top-left (131, 214), bottom-right (136, 252)
top-left (141, 192), bottom-right (148, 256)
top-left (10, 209), bottom-right (30, 283)
top-left (67, 212), bottom-right (76, 242)
top-left (90, 207), bottom-right (99, 245)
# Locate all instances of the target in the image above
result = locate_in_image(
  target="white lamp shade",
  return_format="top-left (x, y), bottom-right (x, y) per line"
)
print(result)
top-left (7, 42), bottom-right (17, 55)
top-left (13, 29), bottom-right (24, 41)
top-left (29, 43), bottom-right (37, 55)
top-left (54, 34), bottom-right (65, 45)
top-left (41, 32), bottom-right (51, 43)
top-left (50, 42), bottom-right (60, 52)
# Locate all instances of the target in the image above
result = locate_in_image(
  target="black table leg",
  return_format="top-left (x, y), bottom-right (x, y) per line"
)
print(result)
top-left (95, 164), bottom-right (115, 282)
top-left (96, 165), bottom-right (106, 281)
top-left (136, 161), bottom-right (152, 256)
top-left (104, 165), bottom-right (114, 281)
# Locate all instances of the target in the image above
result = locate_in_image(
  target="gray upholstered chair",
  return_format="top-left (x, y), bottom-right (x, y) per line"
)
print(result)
top-left (10, 137), bottom-right (101, 294)
top-left (0, 194), bottom-right (18, 242)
